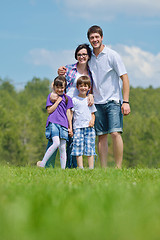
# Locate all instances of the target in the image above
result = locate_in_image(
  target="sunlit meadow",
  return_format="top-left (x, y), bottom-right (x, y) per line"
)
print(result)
top-left (0, 165), bottom-right (160, 240)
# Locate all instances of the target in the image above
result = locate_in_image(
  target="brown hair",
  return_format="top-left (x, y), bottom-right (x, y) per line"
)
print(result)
top-left (87, 25), bottom-right (103, 39)
top-left (51, 76), bottom-right (68, 104)
top-left (76, 75), bottom-right (91, 88)
top-left (75, 44), bottom-right (92, 60)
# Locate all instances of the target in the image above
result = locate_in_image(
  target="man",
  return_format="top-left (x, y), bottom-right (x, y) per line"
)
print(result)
top-left (87, 25), bottom-right (130, 168)
top-left (58, 25), bottom-right (130, 168)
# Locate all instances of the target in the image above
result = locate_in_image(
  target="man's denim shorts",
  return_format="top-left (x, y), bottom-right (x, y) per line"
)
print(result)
top-left (45, 122), bottom-right (68, 141)
top-left (95, 100), bottom-right (123, 135)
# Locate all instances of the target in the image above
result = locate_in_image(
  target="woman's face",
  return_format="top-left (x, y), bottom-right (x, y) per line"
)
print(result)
top-left (76, 48), bottom-right (89, 64)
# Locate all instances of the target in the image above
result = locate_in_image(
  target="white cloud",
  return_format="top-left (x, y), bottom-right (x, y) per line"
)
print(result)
top-left (113, 45), bottom-right (160, 87)
top-left (28, 48), bottom-right (75, 69)
top-left (60, 0), bottom-right (160, 19)
top-left (28, 46), bottom-right (160, 88)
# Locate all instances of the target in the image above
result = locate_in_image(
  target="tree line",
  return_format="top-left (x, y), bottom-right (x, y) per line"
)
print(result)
top-left (0, 77), bottom-right (160, 168)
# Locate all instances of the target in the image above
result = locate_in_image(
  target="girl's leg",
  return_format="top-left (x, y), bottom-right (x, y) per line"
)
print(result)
top-left (59, 139), bottom-right (67, 169)
top-left (76, 156), bottom-right (83, 169)
top-left (45, 139), bottom-right (58, 168)
top-left (37, 136), bottom-right (60, 167)
top-left (88, 156), bottom-right (94, 169)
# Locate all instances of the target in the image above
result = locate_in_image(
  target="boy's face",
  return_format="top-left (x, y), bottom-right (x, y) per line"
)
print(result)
top-left (88, 32), bottom-right (103, 50)
top-left (77, 83), bottom-right (90, 97)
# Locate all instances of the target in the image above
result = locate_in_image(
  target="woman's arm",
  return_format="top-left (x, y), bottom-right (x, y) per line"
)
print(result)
top-left (58, 66), bottom-right (67, 76)
top-left (47, 96), bottom-right (62, 114)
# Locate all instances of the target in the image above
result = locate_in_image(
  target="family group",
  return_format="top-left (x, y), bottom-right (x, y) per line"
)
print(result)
top-left (37, 25), bottom-right (131, 169)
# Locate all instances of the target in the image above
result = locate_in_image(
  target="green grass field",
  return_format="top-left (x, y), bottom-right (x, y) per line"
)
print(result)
top-left (0, 165), bottom-right (160, 240)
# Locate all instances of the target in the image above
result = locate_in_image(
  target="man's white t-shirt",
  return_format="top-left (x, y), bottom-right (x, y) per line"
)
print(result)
top-left (72, 96), bottom-right (97, 130)
top-left (88, 45), bottom-right (127, 104)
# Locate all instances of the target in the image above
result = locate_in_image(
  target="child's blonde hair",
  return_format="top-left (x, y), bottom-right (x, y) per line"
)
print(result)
top-left (76, 75), bottom-right (91, 88)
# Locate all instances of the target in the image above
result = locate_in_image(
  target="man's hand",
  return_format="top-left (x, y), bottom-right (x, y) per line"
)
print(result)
top-left (120, 74), bottom-right (130, 116)
top-left (121, 103), bottom-right (131, 116)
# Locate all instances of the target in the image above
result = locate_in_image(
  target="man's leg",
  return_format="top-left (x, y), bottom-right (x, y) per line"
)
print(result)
top-left (98, 134), bottom-right (108, 168)
top-left (111, 132), bottom-right (123, 169)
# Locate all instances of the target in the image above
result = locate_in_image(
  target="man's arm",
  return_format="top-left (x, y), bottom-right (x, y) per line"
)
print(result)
top-left (120, 73), bottom-right (131, 116)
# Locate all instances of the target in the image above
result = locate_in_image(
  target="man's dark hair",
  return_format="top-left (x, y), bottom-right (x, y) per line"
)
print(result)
top-left (87, 25), bottom-right (103, 39)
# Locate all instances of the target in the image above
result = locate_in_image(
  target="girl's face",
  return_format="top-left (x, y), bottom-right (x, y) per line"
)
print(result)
top-left (53, 82), bottom-right (65, 95)
top-left (76, 48), bottom-right (89, 64)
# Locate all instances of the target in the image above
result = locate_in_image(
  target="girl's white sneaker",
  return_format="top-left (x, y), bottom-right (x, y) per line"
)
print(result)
top-left (37, 161), bottom-right (45, 168)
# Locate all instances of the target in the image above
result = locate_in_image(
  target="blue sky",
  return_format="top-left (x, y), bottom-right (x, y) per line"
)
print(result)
top-left (1, 0), bottom-right (160, 90)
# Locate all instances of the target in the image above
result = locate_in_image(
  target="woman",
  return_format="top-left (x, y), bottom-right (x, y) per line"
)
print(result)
top-left (59, 44), bottom-right (93, 102)
top-left (47, 44), bottom-right (94, 168)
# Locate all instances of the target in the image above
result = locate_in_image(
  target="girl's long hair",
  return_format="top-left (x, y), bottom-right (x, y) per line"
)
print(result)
top-left (51, 76), bottom-right (68, 104)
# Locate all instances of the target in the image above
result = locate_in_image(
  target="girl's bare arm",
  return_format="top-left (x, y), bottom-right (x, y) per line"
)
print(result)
top-left (47, 96), bottom-right (62, 114)
top-left (67, 109), bottom-right (73, 137)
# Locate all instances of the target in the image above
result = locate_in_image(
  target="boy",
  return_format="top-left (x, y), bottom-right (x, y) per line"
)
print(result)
top-left (71, 75), bottom-right (97, 169)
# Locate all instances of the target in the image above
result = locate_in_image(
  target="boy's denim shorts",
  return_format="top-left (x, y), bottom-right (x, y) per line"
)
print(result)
top-left (45, 122), bottom-right (68, 141)
top-left (95, 100), bottom-right (123, 135)
top-left (71, 127), bottom-right (96, 156)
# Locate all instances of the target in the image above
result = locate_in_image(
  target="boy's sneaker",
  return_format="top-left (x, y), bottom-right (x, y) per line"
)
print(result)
top-left (37, 161), bottom-right (45, 168)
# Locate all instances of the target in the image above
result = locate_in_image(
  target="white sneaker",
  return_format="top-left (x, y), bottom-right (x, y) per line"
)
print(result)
top-left (37, 161), bottom-right (45, 168)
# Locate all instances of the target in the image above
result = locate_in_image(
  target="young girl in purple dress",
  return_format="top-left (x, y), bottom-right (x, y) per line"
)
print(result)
top-left (37, 76), bottom-right (73, 169)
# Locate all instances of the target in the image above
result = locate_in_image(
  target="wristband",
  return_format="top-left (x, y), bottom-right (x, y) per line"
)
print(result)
top-left (123, 101), bottom-right (129, 104)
